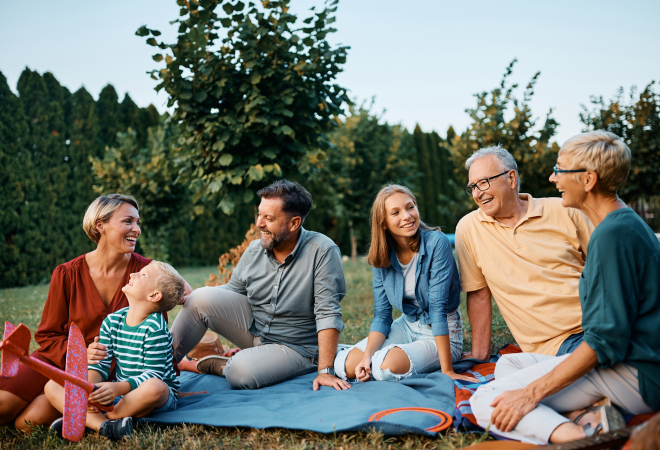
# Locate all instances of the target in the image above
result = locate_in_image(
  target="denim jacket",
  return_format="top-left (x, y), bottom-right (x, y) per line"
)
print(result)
top-left (370, 229), bottom-right (461, 337)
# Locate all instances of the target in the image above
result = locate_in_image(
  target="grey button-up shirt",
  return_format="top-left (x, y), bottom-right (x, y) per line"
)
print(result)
top-left (221, 228), bottom-right (346, 358)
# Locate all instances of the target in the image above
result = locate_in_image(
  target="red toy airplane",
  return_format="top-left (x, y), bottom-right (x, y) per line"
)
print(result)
top-left (0, 321), bottom-right (113, 442)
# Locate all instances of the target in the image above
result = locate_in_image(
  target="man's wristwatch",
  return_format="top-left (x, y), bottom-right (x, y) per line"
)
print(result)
top-left (318, 367), bottom-right (336, 376)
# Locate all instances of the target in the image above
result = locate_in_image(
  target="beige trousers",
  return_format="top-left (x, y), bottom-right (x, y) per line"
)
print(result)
top-left (170, 286), bottom-right (317, 389)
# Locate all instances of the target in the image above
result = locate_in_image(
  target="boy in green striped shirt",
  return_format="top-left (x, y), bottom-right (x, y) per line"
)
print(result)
top-left (46, 261), bottom-right (185, 441)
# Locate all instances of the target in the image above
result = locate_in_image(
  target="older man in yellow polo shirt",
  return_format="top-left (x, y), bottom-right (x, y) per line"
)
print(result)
top-left (455, 145), bottom-right (593, 360)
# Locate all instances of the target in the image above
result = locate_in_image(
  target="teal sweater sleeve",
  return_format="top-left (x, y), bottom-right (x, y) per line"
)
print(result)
top-left (579, 235), bottom-right (635, 368)
top-left (579, 209), bottom-right (660, 410)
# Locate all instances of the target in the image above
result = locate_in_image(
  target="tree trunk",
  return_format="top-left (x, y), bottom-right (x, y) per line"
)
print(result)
top-left (350, 227), bottom-right (357, 262)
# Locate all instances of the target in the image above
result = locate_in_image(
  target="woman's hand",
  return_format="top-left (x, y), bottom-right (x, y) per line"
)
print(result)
top-left (490, 387), bottom-right (539, 432)
top-left (178, 281), bottom-right (193, 305)
top-left (443, 371), bottom-right (478, 383)
top-left (355, 355), bottom-right (373, 382)
top-left (87, 337), bottom-right (107, 365)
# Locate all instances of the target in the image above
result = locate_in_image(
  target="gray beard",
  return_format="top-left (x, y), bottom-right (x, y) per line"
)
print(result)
top-left (260, 228), bottom-right (289, 251)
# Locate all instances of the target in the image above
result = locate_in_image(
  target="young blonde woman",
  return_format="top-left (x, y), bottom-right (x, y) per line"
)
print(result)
top-left (334, 185), bottom-right (474, 383)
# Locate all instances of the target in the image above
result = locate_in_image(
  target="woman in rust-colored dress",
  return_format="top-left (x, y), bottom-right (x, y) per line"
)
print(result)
top-left (0, 194), bottom-right (191, 431)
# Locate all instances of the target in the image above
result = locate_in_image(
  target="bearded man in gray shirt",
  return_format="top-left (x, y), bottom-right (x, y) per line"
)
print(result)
top-left (170, 180), bottom-right (351, 390)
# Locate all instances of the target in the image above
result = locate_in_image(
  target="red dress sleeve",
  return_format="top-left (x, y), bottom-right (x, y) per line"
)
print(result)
top-left (34, 264), bottom-right (71, 369)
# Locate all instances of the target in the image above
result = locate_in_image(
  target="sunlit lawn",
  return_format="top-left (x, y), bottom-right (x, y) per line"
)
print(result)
top-left (0, 260), bottom-right (513, 449)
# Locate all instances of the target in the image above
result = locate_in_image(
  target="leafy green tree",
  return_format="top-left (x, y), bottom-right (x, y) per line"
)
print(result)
top-left (450, 60), bottom-right (559, 209)
top-left (90, 117), bottom-right (252, 265)
top-left (581, 82), bottom-right (660, 203)
top-left (306, 105), bottom-right (418, 260)
top-left (137, 0), bottom-right (349, 213)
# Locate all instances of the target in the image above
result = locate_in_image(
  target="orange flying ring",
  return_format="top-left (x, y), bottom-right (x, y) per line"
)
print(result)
top-left (368, 407), bottom-right (453, 433)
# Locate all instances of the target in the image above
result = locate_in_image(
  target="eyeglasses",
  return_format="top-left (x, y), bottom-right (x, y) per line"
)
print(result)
top-left (553, 165), bottom-right (586, 177)
top-left (464, 170), bottom-right (510, 196)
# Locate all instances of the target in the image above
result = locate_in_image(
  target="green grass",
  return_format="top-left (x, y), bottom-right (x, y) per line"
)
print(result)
top-left (0, 261), bottom-right (513, 449)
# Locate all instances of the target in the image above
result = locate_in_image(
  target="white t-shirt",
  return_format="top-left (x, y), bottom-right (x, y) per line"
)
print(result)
top-left (398, 252), bottom-right (420, 308)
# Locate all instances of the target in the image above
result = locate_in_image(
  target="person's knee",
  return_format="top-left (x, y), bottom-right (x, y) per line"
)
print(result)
top-left (342, 348), bottom-right (364, 379)
top-left (0, 390), bottom-right (27, 424)
top-left (43, 380), bottom-right (58, 401)
top-left (379, 347), bottom-right (410, 374)
top-left (224, 353), bottom-right (259, 389)
top-left (494, 354), bottom-right (521, 379)
top-left (138, 378), bottom-right (170, 404)
top-left (184, 286), bottom-right (218, 313)
top-left (371, 346), bottom-right (411, 381)
top-left (13, 395), bottom-right (59, 431)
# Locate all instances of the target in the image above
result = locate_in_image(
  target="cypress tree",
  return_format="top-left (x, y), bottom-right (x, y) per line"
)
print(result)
top-left (67, 87), bottom-right (103, 253)
top-left (0, 71), bottom-right (33, 288)
top-left (413, 124), bottom-right (434, 224)
top-left (427, 131), bottom-right (443, 225)
top-left (17, 69), bottom-right (70, 282)
top-left (120, 94), bottom-right (140, 127)
top-left (97, 84), bottom-right (121, 148)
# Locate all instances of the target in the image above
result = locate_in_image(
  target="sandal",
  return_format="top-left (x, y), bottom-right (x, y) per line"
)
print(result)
top-left (579, 405), bottom-right (626, 437)
top-left (196, 355), bottom-right (231, 377)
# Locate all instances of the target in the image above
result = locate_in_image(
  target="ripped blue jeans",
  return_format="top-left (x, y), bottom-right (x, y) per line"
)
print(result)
top-left (334, 309), bottom-right (463, 382)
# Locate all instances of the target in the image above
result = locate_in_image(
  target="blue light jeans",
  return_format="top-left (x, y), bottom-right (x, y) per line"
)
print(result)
top-left (334, 308), bottom-right (463, 382)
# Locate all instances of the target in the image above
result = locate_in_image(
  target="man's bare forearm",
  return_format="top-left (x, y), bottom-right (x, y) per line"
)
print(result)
top-left (317, 328), bottom-right (340, 370)
top-left (467, 287), bottom-right (492, 360)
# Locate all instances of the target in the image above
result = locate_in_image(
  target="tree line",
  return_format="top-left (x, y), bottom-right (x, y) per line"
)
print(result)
top-left (2, 0), bottom-right (659, 288)
top-left (0, 68), bottom-right (253, 288)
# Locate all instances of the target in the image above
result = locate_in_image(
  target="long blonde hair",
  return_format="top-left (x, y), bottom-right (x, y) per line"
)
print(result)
top-left (366, 184), bottom-right (438, 268)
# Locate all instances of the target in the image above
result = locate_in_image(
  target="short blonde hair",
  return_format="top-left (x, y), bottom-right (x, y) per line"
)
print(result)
top-left (83, 194), bottom-right (139, 243)
top-left (559, 131), bottom-right (631, 196)
top-left (149, 261), bottom-right (186, 313)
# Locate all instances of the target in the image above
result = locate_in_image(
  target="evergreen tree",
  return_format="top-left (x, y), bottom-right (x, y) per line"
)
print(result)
top-left (410, 125), bottom-right (463, 232)
top-left (67, 87), bottom-right (103, 254)
top-left (17, 69), bottom-right (71, 283)
top-left (413, 124), bottom-right (434, 223)
top-left (97, 84), bottom-right (121, 147)
top-left (0, 72), bottom-right (33, 288)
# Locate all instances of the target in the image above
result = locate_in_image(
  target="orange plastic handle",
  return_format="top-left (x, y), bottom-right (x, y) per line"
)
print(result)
top-left (368, 407), bottom-right (452, 433)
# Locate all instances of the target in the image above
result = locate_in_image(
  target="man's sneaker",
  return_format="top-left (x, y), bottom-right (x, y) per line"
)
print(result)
top-left (99, 417), bottom-right (134, 441)
top-left (196, 355), bottom-right (230, 377)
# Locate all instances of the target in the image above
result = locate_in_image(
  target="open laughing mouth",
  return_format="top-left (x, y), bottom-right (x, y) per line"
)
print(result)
top-left (401, 222), bottom-right (415, 229)
top-left (480, 198), bottom-right (493, 205)
top-left (125, 236), bottom-right (137, 244)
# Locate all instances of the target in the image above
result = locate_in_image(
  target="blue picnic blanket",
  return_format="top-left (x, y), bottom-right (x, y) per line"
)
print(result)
top-left (141, 370), bottom-right (455, 436)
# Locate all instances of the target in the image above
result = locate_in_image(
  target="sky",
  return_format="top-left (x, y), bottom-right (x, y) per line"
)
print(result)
top-left (1, 0), bottom-right (659, 144)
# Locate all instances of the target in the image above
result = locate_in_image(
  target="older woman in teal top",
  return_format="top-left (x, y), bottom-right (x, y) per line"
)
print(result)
top-left (470, 131), bottom-right (659, 445)
top-left (334, 185), bottom-right (474, 383)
